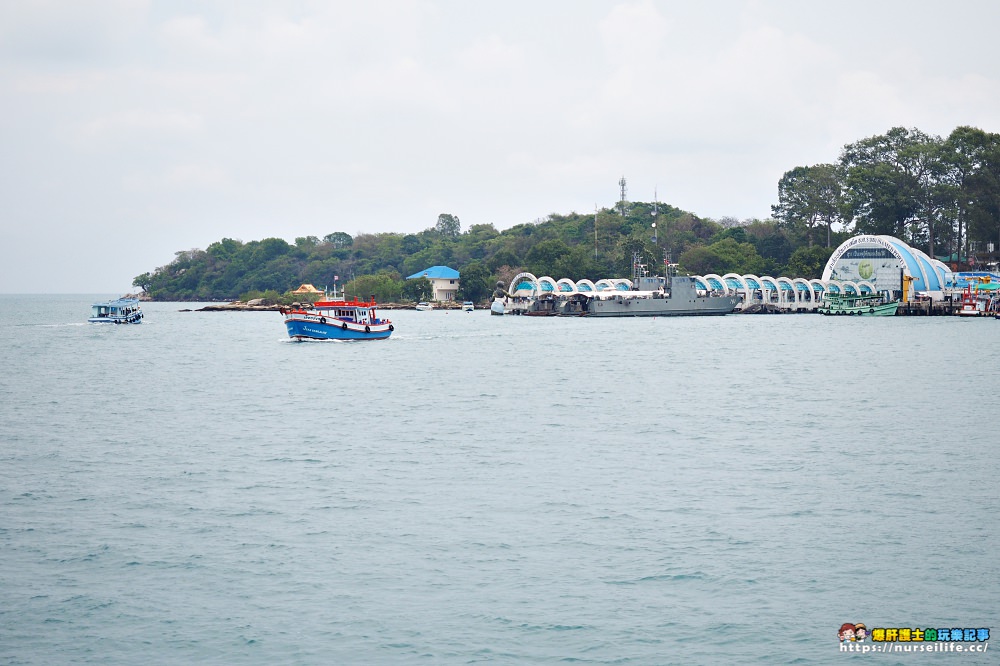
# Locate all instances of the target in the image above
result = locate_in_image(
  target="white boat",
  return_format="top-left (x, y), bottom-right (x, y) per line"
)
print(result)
top-left (89, 297), bottom-right (143, 324)
top-left (462, 301), bottom-right (474, 312)
top-left (415, 302), bottom-right (433, 311)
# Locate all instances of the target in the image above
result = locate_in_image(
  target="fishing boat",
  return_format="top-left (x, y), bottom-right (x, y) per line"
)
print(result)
top-left (462, 301), bottom-right (474, 312)
top-left (415, 301), bottom-right (433, 311)
top-left (817, 292), bottom-right (898, 316)
top-left (956, 281), bottom-right (998, 317)
top-left (89, 297), bottom-right (143, 324)
top-left (281, 292), bottom-right (393, 341)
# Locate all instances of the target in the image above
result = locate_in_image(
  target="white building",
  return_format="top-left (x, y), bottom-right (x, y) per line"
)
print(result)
top-left (406, 266), bottom-right (460, 302)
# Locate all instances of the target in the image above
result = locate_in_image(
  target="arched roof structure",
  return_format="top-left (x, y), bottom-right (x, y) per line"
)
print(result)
top-left (556, 278), bottom-right (577, 293)
top-left (822, 234), bottom-right (950, 294)
top-left (510, 272), bottom-right (539, 296)
top-left (538, 276), bottom-right (558, 293)
top-left (703, 273), bottom-right (727, 292)
top-left (504, 266), bottom-right (891, 312)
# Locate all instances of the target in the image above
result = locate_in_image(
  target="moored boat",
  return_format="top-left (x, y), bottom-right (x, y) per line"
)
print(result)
top-left (462, 301), bottom-right (474, 312)
top-left (89, 297), bottom-right (143, 324)
top-left (956, 282), bottom-right (996, 316)
top-left (519, 254), bottom-right (739, 317)
top-left (817, 292), bottom-right (898, 316)
top-left (281, 295), bottom-right (393, 341)
top-left (415, 301), bottom-right (433, 311)
top-left (577, 274), bottom-right (738, 316)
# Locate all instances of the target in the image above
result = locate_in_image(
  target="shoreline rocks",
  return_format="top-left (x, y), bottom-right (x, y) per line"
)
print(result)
top-left (186, 301), bottom-right (474, 312)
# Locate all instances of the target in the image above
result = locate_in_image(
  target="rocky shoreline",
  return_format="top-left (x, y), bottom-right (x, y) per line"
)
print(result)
top-left (184, 300), bottom-right (471, 312)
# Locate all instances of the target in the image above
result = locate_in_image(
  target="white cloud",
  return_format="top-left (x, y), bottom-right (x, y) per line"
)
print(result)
top-left (81, 108), bottom-right (204, 138)
top-left (3, 0), bottom-right (1000, 292)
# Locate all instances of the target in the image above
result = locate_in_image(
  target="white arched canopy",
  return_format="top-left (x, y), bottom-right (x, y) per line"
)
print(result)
top-left (537, 276), bottom-right (558, 293)
top-left (509, 272), bottom-right (539, 296)
top-left (556, 278), bottom-right (577, 293)
top-left (703, 273), bottom-right (729, 294)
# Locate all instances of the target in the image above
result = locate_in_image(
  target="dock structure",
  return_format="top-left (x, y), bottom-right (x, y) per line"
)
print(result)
top-left (502, 272), bottom-right (999, 317)
top-left (497, 235), bottom-right (1000, 317)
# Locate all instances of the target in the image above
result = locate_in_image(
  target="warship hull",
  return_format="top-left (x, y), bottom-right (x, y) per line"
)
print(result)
top-left (583, 293), bottom-right (738, 316)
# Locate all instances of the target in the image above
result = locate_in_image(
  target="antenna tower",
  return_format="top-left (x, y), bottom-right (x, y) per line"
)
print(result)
top-left (618, 176), bottom-right (629, 218)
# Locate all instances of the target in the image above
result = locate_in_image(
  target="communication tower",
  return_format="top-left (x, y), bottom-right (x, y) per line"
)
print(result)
top-left (618, 176), bottom-right (629, 218)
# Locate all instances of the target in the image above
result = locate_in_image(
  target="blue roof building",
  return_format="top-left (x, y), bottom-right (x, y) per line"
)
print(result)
top-left (406, 266), bottom-right (460, 280)
top-left (406, 266), bottom-right (460, 301)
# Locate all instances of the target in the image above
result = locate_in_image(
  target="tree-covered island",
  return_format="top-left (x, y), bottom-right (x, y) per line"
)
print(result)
top-left (134, 126), bottom-right (1000, 303)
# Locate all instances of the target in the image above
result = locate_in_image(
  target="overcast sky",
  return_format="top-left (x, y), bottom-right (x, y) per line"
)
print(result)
top-left (2, 0), bottom-right (999, 293)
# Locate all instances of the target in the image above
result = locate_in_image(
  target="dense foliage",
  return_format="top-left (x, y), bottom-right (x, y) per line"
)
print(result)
top-left (136, 126), bottom-right (1000, 302)
top-left (773, 125), bottom-right (1000, 264)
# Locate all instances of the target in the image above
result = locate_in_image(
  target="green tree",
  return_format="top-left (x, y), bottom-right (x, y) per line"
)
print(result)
top-left (772, 164), bottom-right (846, 247)
top-left (206, 237), bottom-right (243, 260)
top-left (457, 261), bottom-right (491, 303)
top-left (435, 213), bottom-right (461, 237)
top-left (679, 238), bottom-right (765, 275)
top-left (677, 245), bottom-right (723, 275)
top-left (487, 249), bottom-right (520, 272)
top-left (785, 245), bottom-right (834, 279)
top-left (402, 276), bottom-right (432, 301)
top-left (323, 232), bottom-right (353, 248)
top-left (945, 126), bottom-right (1000, 264)
top-left (346, 271), bottom-right (403, 303)
top-left (525, 239), bottom-right (570, 277)
top-left (132, 272), bottom-right (153, 293)
top-left (840, 127), bottom-right (949, 255)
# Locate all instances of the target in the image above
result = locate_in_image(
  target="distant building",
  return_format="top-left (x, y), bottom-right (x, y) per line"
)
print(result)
top-left (406, 266), bottom-right (460, 301)
top-left (291, 283), bottom-right (323, 295)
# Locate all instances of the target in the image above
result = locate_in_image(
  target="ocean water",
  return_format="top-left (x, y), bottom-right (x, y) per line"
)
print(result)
top-left (1, 295), bottom-right (997, 665)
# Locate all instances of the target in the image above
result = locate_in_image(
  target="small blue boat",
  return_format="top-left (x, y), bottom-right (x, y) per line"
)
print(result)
top-left (89, 297), bottom-right (143, 324)
top-left (281, 295), bottom-right (393, 341)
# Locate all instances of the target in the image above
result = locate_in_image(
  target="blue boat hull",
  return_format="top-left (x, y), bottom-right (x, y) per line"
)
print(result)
top-left (284, 318), bottom-right (392, 341)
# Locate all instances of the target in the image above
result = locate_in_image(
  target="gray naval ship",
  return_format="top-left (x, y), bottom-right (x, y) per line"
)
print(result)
top-left (569, 272), bottom-right (739, 317)
top-left (496, 254), bottom-right (740, 317)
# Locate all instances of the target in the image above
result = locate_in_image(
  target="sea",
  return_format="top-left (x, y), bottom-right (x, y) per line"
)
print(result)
top-left (1, 295), bottom-right (997, 665)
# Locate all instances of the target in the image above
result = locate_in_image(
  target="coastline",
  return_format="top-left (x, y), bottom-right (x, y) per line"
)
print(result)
top-left (185, 301), bottom-right (468, 312)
